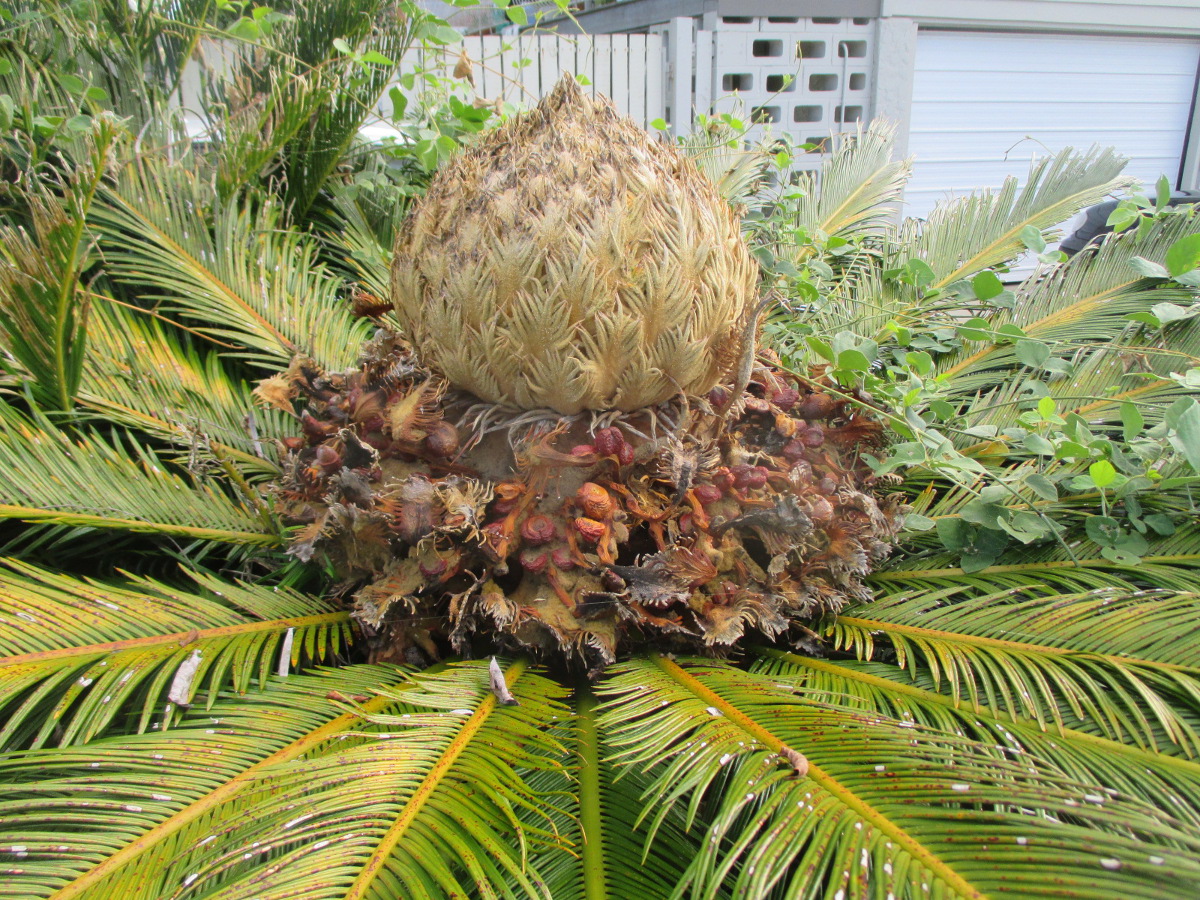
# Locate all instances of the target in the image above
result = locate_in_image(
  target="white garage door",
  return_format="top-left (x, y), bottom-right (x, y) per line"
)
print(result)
top-left (905, 30), bottom-right (1200, 220)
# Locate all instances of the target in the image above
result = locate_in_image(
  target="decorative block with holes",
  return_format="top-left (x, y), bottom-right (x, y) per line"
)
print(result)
top-left (704, 15), bottom-right (876, 172)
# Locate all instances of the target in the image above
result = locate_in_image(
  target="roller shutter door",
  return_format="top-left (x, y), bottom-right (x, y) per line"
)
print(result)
top-left (904, 30), bottom-right (1200, 219)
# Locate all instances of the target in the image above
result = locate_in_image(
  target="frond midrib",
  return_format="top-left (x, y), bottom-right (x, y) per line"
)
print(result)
top-left (837, 613), bottom-right (1199, 674)
top-left (760, 648), bottom-right (1200, 778)
top-left (0, 611), bottom-right (350, 667)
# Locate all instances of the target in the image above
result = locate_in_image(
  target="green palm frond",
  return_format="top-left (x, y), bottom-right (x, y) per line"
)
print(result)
top-left (207, 61), bottom-right (334, 202)
top-left (679, 124), bottom-right (772, 213)
top-left (832, 589), bottom-right (1200, 754)
top-left (0, 559), bottom-right (349, 750)
top-left (0, 403), bottom-right (279, 550)
top-left (83, 660), bottom-right (567, 900)
top-left (91, 159), bottom-right (371, 371)
top-left (753, 649), bottom-right (1200, 829)
top-left (912, 146), bottom-right (1133, 289)
top-left (78, 301), bottom-right (289, 477)
top-left (600, 656), bottom-right (1200, 900)
top-left (949, 343), bottom-right (1200, 441)
top-left (276, 26), bottom-right (418, 222)
top-left (937, 214), bottom-right (1200, 397)
top-left (325, 173), bottom-right (412, 307)
top-left (0, 664), bottom-right (408, 900)
top-left (509, 690), bottom-right (697, 900)
top-left (810, 147), bottom-right (1135, 339)
top-left (789, 120), bottom-right (910, 254)
top-left (0, 127), bottom-right (113, 410)
top-left (872, 530), bottom-right (1200, 598)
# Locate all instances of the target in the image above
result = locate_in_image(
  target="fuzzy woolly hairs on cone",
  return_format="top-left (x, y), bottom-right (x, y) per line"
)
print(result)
top-left (390, 76), bottom-right (758, 415)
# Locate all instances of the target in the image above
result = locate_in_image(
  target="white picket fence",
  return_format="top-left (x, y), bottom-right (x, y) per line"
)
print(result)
top-left (402, 33), bottom-right (666, 128)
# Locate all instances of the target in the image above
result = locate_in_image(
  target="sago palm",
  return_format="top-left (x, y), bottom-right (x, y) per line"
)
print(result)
top-left (3, 2), bottom-right (1200, 899)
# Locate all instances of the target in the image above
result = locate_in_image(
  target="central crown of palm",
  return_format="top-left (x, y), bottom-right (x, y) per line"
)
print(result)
top-left (390, 78), bottom-right (756, 414)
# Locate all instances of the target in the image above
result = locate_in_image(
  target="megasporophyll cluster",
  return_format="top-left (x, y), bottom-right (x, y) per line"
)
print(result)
top-left (260, 79), bottom-right (904, 669)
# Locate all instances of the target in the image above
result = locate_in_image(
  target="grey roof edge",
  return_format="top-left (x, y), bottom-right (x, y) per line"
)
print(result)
top-left (539, 0), bottom-right (1200, 36)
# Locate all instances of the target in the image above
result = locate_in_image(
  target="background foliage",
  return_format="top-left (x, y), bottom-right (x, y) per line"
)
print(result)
top-left (2, 1), bottom-right (1200, 897)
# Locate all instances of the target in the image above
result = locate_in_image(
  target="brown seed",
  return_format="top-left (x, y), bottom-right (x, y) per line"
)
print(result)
top-left (772, 386), bottom-right (800, 410)
top-left (724, 468), bottom-right (753, 489)
top-left (419, 556), bottom-right (449, 578)
top-left (577, 482), bottom-right (614, 519)
top-left (713, 468), bottom-right (735, 493)
top-left (799, 392), bottom-right (836, 419)
top-left (492, 498), bottom-right (519, 515)
top-left (300, 411), bottom-right (336, 443)
top-left (422, 421), bottom-right (459, 458)
top-left (782, 439), bottom-right (807, 463)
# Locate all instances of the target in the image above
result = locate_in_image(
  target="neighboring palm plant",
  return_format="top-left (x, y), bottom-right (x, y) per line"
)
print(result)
top-left (3, 3), bottom-right (1200, 899)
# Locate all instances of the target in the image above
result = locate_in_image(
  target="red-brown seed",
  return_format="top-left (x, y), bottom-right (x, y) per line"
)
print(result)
top-left (782, 439), bottom-right (807, 463)
top-left (280, 436), bottom-right (305, 452)
top-left (550, 547), bottom-right (575, 570)
top-left (519, 548), bottom-right (550, 574)
top-left (520, 514), bottom-right (557, 546)
top-left (300, 411), bottom-right (336, 443)
top-left (570, 443), bottom-right (597, 458)
top-left (577, 483), bottom-right (614, 519)
top-left (693, 484), bottom-right (722, 505)
top-left (593, 427), bottom-right (622, 458)
top-left (573, 517), bottom-right (606, 543)
top-left (731, 464), bottom-right (756, 489)
top-left (744, 466), bottom-right (769, 489)
top-left (713, 468), bottom-right (736, 493)
top-left (419, 556), bottom-right (449, 578)
top-left (616, 442), bottom-right (635, 467)
top-left (801, 424), bottom-right (825, 448)
top-left (807, 497), bottom-right (834, 523)
top-left (772, 386), bottom-right (800, 410)
top-left (314, 445), bottom-right (342, 470)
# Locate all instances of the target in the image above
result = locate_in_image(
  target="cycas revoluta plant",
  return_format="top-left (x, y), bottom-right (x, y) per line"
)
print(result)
top-left (3, 2), bottom-right (1200, 898)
